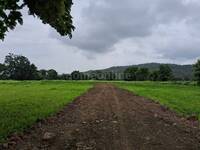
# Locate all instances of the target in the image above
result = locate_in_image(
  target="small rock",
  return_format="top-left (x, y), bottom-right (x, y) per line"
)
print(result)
top-left (42, 132), bottom-right (56, 141)
top-left (145, 136), bottom-right (151, 141)
top-left (112, 121), bottom-right (118, 124)
top-left (173, 123), bottom-right (177, 126)
top-left (82, 121), bottom-right (87, 124)
top-left (75, 129), bottom-right (80, 132)
top-left (154, 114), bottom-right (158, 118)
top-left (85, 147), bottom-right (93, 150)
top-left (96, 120), bottom-right (100, 123)
top-left (180, 117), bottom-right (185, 121)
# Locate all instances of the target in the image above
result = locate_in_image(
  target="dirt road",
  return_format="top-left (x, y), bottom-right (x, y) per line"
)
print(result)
top-left (4, 84), bottom-right (200, 150)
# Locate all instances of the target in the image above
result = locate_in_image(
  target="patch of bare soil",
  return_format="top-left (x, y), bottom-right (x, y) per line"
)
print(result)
top-left (1, 84), bottom-right (200, 150)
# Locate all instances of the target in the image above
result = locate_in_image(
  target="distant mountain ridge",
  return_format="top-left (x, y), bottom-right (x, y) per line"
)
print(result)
top-left (84, 63), bottom-right (194, 80)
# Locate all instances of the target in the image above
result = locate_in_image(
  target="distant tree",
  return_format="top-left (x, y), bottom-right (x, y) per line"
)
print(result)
top-left (193, 59), bottom-right (200, 85)
top-left (29, 64), bottom-right (40, 80)
top-left (0, 0), bottom-right (74, 40)
top-left (97, 71), bottom-right (105, 80)
top-left (124, 67), bottom-right (138, 81)
top-left (150, 70), bottom-right (159, 81)
top-left (136, 68), bottom-right (149, 81)
top-left (158, 65), bottom-right (173, 81)
top-left (183, 76), bottom-right (190, 81)
top-left (82, 74), bottom-right (89, 80)
top-left (38, 69), bottom-right (48, 80)
top-left (0, 63), bottom-right (7, 79)
top-left (71, 71), bottom-right (82, 80)
top-left (90, 71), bottom-right (104, 80)
top-left (105, 72), bottom-right (116, 81)
top-left (46, 69), bottom-right (58, 80)
top-left (4, 53), bottom-right (38, 80)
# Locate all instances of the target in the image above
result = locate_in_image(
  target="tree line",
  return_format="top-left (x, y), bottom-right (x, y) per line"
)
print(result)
top-left (123, 65), bottom-right (173, 81)
top-left (124, 62), bottom-right (200, 84)
top-left (0, 53), bottom-right (200, 85)
top-left (0, 54), bottom-right (117, 81)
top-left (0, 53), bottom-right (67, 80)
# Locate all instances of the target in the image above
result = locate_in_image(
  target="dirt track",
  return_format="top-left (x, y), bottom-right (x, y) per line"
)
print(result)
top-left (3, 84), bottom-right (200, 150)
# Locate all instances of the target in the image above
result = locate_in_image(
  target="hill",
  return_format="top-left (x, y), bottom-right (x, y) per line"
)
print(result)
top-left (84, 63), bottom-right (194, 80)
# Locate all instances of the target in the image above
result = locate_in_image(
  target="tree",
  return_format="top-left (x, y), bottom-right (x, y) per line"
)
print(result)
top-left (193, 59), bottom-right (200, 85)
top-left (0, 63), bottom-right (7, 79)
top-left (46, 69), bottom-right (58, 80)
top-left (4, 53), bottom-right (38, 80)
top-left (0, 0), bottom-right (74, 40)
top-left (105, 72), bottom-right (116, 81)
top-left (71, 71), bottom-right (82, 80)
top-left (150, 70), bottom-right (159, 81)
top-left (136, 68), bottom-right (149, 81)
top-left (38, 69), bottom-right (48, 80)
top-left (124, 67), bottom-right (138, 81)
top-left (29, 64), bottom-right (40, 80)
top-left (90, 71), bottom-right (105, 80)
top-left (158, 65), bottom-right (173, 81)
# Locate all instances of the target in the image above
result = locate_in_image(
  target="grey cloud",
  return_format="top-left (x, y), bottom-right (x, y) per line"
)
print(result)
top-left (50, 0), bottom-right (200, 58)
top-left (51, 0), bottom-right (158, 52)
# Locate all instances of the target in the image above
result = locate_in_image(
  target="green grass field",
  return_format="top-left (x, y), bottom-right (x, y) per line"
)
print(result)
top-left (0, 81), bottom-right (93, 141)
top-left (115, 81), bottom-right (200, 120)
top-left (0, 81), bottom-right (200, 142)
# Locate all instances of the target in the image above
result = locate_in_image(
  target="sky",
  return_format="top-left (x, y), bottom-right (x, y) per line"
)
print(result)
top-left (0, 0), bottom-right (200, 73)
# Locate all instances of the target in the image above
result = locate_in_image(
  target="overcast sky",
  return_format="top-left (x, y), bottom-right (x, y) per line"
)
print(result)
top-left (1, 0), bottom-right (200, 73)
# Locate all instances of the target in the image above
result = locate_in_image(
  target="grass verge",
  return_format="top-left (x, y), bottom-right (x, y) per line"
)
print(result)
top-left (115, 81), bottom-right (200, 120)
top-left (0, 80), bottom-right (93, 141)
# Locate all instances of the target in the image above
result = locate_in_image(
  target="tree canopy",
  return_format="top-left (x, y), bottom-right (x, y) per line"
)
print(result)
top-left (71, 71), bottom-right (86, 80)
top-left (124, 67), bottom-right (138, 81)
top-left (136, 68), bottom-right (149, 81)
top-left (46, 69), bottom-right (58, 80)
top-left (4, 53), bottom-right (38, 80)
top-left (123, 65), bottom-right (174, 81)
top-left (0, 0), bottom-right (74, 40)
top-left (158, 65), bottom-right (173, 81)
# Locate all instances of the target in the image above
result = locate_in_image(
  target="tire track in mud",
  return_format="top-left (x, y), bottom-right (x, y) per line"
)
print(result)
top-left (109, 85), bottom-right (131, 150)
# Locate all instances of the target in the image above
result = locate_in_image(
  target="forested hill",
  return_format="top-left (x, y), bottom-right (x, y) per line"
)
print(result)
top-left (85, 63), bottom-right (193, 80)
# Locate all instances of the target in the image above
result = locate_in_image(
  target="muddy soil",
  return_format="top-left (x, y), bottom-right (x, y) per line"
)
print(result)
top-left (1, 84), bottom-right (200, 150)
